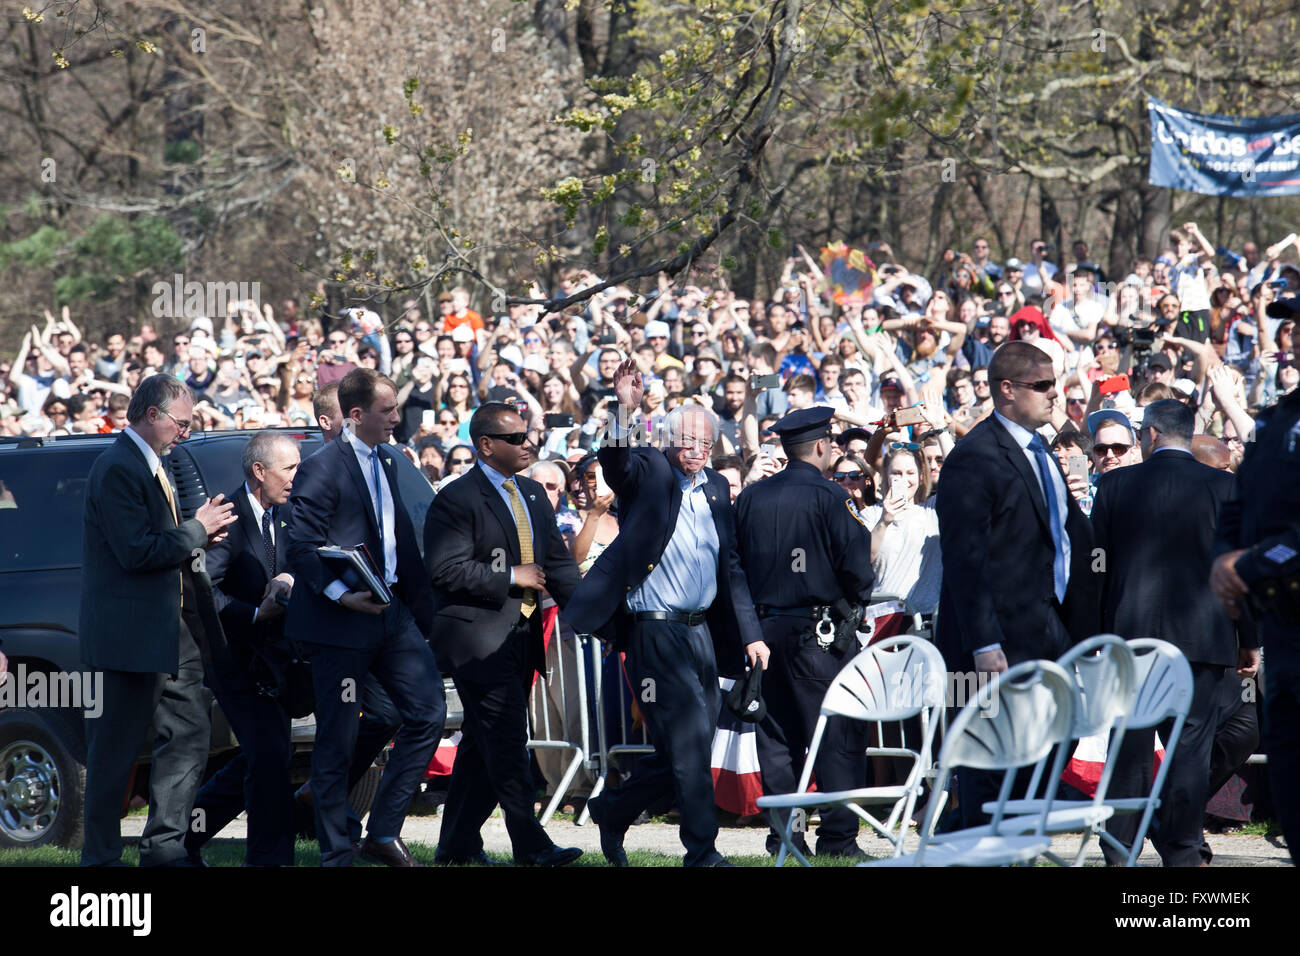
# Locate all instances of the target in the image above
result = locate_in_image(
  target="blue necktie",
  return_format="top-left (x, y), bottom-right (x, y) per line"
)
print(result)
top-left (369, 447), bottom-right (386, 563)
top-left (1028, 434), bottom-right (1067, 603)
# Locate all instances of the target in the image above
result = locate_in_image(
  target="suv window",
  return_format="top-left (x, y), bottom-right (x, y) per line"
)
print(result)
top-left (0, 447), bottom-right (102, 572)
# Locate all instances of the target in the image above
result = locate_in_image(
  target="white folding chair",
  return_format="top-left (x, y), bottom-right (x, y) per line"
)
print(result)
top-left (861, 659), bottom-right (1077, 867)
top-left (966, 635), bottom-right (1137, 864)
top-left (755, 636), bottom-right (947, 865)
top-left (1095, 639), bottom-right (1195, 866)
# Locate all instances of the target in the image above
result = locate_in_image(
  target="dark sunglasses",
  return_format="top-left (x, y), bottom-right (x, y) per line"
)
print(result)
top-left (833, 471), bottom-right (865, 482)
top-left (1094, 442), bottom-right (1131, 457)
top-left (450, 457), bottom-right (474, 466)
top-left (486, 432), bottom-right (529, 445)
top-left (1006, 379), bottom-right (1054, 393)
top-left (1067, 397), bottom-right (1087, 405)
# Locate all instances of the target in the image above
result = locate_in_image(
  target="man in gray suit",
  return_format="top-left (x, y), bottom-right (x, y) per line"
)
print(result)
top-left (80, 374), bottom-right (237, 867)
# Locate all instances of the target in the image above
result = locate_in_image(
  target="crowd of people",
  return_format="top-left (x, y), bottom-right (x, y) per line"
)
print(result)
top-left (7, 227), bottom-right (1297, 617)
top-left (7, 224), bottom-right (1299, 865)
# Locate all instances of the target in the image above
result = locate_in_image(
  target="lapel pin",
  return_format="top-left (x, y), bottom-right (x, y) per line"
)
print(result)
top-left (529, 494), bottom-right (536, 502)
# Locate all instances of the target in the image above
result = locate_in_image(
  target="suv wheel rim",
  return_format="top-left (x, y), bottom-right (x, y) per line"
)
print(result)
top-left (0, 740), bottom-right (60, 843)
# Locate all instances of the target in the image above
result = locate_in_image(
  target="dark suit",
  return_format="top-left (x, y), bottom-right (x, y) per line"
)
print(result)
top-left (566, 440), bottom-right (763, 866)
top-left (423, 464), bottom-right (580, 861)
top-left (935, 413), bottom-right (1099, 827)
top-left (1091, 448), bottom-right (1259, 866)
top-left (285, 433), bottom-right (445, 865)
top-left (80, 430), bottom-right (221, 867)
top-left (185, 485), bottom-right (296, 865)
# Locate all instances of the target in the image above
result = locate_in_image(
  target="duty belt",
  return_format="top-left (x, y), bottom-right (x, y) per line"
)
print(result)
top-left (755, 604), bottom-right (840, 649)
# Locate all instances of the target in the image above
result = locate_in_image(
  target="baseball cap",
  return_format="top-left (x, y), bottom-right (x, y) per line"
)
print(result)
top-left (1265, 296), bottom-right (1300, 319)
top-left (190, 316), bottom-right (215, 336)
top-left (451, 324), bottom-right (475, 343)
top-left (1171, 378), bottom-right (1197, 398)
top-left (436, 292), bottom-right (454, 303)
top-left (644, 320), bottom-right (670, 339)
top-left (1147, 353), bottom-right (1173, 371)
top-left (1004, 257), bottom-right (1024, 270)
top-left (1087, 408), bottom-right (1134, 438)
top-left (879, 375), bottom-right (904, 393)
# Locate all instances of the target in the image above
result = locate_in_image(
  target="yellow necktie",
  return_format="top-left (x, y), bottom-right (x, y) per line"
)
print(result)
top-left (503, 479), bottom-right (536, 617)
top-left (157, 464), bottom-right (183, 606)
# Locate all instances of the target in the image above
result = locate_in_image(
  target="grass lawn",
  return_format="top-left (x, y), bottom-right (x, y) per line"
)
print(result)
top-left (0, 839), bottom-right (865, 867)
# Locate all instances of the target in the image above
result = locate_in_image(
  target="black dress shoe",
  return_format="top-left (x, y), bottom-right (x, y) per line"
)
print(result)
top-left (587, 796), bottom-right (629, 867)
top-left (359, 836), bottom-right (423, 868)
top-left (516, 845), bottom-right (583, 867)
top-left (432, 851), bottom-right (508, 866)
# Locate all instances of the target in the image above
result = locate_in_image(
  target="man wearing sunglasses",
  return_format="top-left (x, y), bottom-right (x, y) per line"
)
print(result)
top-left (423, 403), bottom-right (583, 866)
top-left (1087, 409), bottom-right (1141, 475)
top-left (570, 359), bottom-right (767, 867)
top-left (936, 341), bottom-right (1100, 828)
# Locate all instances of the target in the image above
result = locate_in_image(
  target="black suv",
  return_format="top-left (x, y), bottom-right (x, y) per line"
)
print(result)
top-left (0, 427), bottom-right (453, 849)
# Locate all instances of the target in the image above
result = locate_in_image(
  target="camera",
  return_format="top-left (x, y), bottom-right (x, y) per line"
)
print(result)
top-left (1130, 324), bottom-right (1157, 350)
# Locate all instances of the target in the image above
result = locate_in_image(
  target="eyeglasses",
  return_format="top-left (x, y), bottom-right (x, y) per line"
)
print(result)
top-left (1094, 342), bottom-right (1118, 353)
top-left (450, 456), bottom-right (474, 466)
top-left (888, 441), bottom-right (920, 451)
top-left (674, 438), bottom-right (714, 452)
top-left (449, 382), bottom-right (469, 389)
top-left (438, 416), bottom-right (459, 425)
top-left (1067, 397), bottom-right (1087, 405)
top-left (524, 337), bottom-right (542, 344)
top-left (973, 378), bottom-right (989, 387)
top-left (833, 471), bottom-right (865, 482)
top-left (161, 409), bottom-right (192, 434)
top-left (486, 432), bottom-right (529, 445)
top-left (1005, 379), bottom-right (1055, 393)
top-left (1094, 443), bottom-right (1131, 457)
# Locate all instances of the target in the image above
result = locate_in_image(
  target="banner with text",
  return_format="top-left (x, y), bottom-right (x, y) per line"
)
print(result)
top-left (1148, 97), bottom-right (1300, 197)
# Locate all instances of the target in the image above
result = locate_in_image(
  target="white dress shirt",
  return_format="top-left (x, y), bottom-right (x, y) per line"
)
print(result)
top-left (977, 411), bottom-right (1072, 655)
top-left (123, 424), bottom-right (162, 477)
top-left (324, 428), bottom-right (399, 602)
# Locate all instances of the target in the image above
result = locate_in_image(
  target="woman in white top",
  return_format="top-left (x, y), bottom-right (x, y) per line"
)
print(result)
top-left (868, 445), bottom-right (942, 615)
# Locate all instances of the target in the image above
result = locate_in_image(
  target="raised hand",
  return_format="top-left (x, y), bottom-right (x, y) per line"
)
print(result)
top-left (613, 357), bottom-right (644, 410)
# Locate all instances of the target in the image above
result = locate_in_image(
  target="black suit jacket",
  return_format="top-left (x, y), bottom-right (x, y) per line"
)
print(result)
top-left (564, 440), bottom-right (763, 675)
top-left (1091, 449), bottom-right (1257, 665)
top-left (936, 414), bottom-right (1100, 670)
top-left (285, 435), bottom-right (433, 648)
top-left (423, 464), bottom-right (580, 680)
top-left (202, 485), bottom-right (293, 688)
top-left (79, 431), bottom-right (223, 674)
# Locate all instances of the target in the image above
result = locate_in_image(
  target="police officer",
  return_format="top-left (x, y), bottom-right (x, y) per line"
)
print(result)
top-left (1210, 382), bottom-right (1300, 865)
top-left (734, 406), bottom-right (875, 859)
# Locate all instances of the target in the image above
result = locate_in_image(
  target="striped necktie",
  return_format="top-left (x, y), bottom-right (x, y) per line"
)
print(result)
top-left (502, 479), bottom-right (536, 617)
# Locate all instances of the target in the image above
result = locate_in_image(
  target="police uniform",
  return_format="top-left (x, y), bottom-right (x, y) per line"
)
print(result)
top-left (1213, 385), bottom-right (1300, 864)
top-left (734, 407), bottom-right (875, 857)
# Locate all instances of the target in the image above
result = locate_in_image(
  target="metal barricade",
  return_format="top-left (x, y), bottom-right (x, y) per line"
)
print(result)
top-left (527, 617), bottom-right (597, 826)
top-left (576, 635), bottom-right (654, 826)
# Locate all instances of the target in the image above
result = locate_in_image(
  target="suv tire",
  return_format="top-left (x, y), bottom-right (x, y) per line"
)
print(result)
top-left (0, 709), bottom-right (86, 849)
